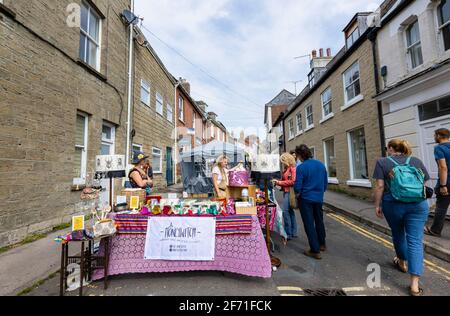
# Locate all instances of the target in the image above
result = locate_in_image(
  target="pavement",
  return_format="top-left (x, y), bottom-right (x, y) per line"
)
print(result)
top-left (324, 191), bottom-right (450, 263)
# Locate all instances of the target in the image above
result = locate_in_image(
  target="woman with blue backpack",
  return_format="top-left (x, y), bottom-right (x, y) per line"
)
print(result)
top-left (373, 139), bottom-right (430, 296)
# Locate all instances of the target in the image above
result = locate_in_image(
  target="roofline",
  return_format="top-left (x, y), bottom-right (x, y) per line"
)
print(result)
top-left (342, 12), bottom-right (372, 32)
top-left (285, 28), bottom-right (372, 118)
top-left (135, 27), bottom-right (177, 86)
top-left (379, 0), bottom-right (414, 29)
top-left (265, 89), bottom-right (295, 107)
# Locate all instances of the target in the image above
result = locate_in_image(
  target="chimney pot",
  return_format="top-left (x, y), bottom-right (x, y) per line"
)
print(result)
top-left (319, 48), bottom-right (324, 57)
top-left (312, 50), bottom-right (317, 58)
top-left (327, 48), bottom-right (332, 57)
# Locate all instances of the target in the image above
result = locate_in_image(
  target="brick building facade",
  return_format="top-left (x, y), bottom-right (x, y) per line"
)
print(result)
top-left (0, 0), bottom-right (131, 246)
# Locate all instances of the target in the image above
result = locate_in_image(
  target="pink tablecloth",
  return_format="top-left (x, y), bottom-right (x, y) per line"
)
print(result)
top-left (92, 215), bottom-right (272, 280)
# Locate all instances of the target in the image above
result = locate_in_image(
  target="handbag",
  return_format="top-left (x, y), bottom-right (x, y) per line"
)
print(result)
top-left (289, 187), bottom-right (297, 209)
top-left (93, 219), bottom-right (116, 238)
top-left (425, 186), bottom-right (434, 199)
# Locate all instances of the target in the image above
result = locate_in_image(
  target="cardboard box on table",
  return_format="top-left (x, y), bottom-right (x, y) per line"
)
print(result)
top-left (226, 185), bottom-right (257, 215)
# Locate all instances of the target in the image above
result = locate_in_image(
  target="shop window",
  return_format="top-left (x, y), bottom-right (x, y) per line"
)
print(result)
top-left (418, 95), bottom-right (450, 121)
top-left (347, 127), bottom-right (369, 181)
top-left (306, 105), bottom-right (314, 128)
top-left (406, 20), bottom-right (423, 69)
top-left (296, 112), bottom-right (303, 135)
top-left (343, 62), bottom-right (361, 105)
top-left (74, 113), bottom-right (88, 184)
top-left (324, 138), bottom-right (337, 178)
top-left (321, 87), bottom-right (333, 118)
top-left (439, 0), bottom-right (450, 51)
top-left (156, 92), bottom-right (164, 116)
top-left (101, 122), bottom-right (115, 155)
top-left (152, 147), bottom-right (162, 174)
top-left (79, 1), bottom-right (101, 70)
top-left (140, 80), bottom-right (150, 106)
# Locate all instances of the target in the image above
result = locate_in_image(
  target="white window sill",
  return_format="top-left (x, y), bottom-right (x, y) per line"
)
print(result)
top-left (346, 179), bottom-right (372, 188)
top-left (305, 125), bottom-right (315, 133)
top-left (142, 101), bottom-right (150, 107)
top-left (73, 178), bottom-right (86, 186)
top-left (328, 177), bottom-right (339, 184)
top-left (341, 95), bottom-right (364, 112)
top-left (320, 113), bottom-right (335, 124)
top-left (296, 130), bottom-right (304, 137)
top-left (288, 135), bottom-right (295, 141)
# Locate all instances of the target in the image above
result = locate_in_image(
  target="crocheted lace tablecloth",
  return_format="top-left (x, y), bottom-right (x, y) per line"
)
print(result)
top-left (92, 216), bottom-right (271, 280)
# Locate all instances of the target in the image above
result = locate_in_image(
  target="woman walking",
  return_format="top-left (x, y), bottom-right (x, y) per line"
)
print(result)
top-left (273, 153), bottom-right (297, 244)
top-left (373, 139), bottom-right (430, 296)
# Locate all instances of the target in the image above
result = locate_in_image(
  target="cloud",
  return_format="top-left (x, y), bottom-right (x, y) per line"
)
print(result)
top-left (135, 0), bottom-right (382, 133)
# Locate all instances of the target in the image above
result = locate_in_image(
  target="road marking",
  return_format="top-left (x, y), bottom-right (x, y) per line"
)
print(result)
top-left (342, 287), bottom-right (365, 292)
top-left (280, 293), bottom-right (304, 297)
top-left (277, 286), bottom-right (303, 292)
top-left (327, 213), bottom-right (450, 280)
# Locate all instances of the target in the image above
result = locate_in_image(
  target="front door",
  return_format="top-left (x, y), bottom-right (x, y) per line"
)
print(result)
top-left (100, 123), bottom-right (115, 207)
top-left (166, 147), bottom-right (174, 186)
top-left (420, 115), bottom-right (450, 214)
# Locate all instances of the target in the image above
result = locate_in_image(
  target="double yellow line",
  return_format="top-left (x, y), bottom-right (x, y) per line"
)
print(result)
top-left (327, 213), bottom-right (450, 281)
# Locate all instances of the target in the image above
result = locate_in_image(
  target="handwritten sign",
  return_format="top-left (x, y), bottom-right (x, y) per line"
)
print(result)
top-left (144, 217), bottom-right (216, 261)
top-left (72, 215), bottom-right (85, 232)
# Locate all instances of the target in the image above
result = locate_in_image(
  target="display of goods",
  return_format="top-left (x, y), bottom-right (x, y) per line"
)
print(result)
top-left (93, 219), bottom-right (116, 237)
top-left (228, 170), bottom-right (249, 186)
top-left (226, 199), bottom-right (236, 215)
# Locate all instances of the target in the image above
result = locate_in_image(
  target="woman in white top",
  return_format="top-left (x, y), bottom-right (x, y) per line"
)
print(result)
top-left (212, 155), bottom-right (242, 198)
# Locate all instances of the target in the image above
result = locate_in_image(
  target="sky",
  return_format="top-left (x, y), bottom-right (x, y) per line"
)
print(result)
top-left (134, 0), bottom-right (381, 135)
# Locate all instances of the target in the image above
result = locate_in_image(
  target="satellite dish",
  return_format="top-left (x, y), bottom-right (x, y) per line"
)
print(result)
top-left (122, 10), bottom-right (139, 26)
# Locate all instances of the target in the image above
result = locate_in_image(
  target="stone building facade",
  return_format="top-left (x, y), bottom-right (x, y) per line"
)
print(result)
top-left (283, 14), bottom-right (383, 199)
top-left (131, 28), bottom-right (176, 189)
top-left (0, 0), bottom-right (131, 247)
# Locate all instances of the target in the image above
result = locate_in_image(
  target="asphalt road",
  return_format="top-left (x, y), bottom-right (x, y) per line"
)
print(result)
top-left (26, 207), bottom-right (450, 296)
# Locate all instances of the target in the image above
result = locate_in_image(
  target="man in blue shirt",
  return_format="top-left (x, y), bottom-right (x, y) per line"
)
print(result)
top-left (425, 128), bottom-right (450, 237)
top-left (294, 145), bottom-right (328, 260)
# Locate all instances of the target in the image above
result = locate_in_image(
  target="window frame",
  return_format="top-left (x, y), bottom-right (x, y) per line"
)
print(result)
top-left (342, 61), bottom-right (362, 107)
top-left (79, 1), bottom-right (102, 70)
top-left (155, 92), bottom-right (164, 116)
top-left (346, 27), bottom-right (360, 48)
top-left (152, 147), bottom-right (163, 174)
top-left (132, 143), bottom-right (143, 153)
top-left (438, 0), bottom-right (450, 51)
top-left (288, 119), bottom-right (295, 140)
top-left (166, 103), bottom-right (173, 122)
top-left (140, 79), bottom-right (151, 106)
top-left (346, 127), bottom-right (371, 187)
top-left (178, 96), bottom-right (184, 122)
top-left (305, 104), bottom-right (314, 130)
top-left (321, 87), bottom-right (333, 121)
top-left (405, 20), bottom-right (424, 70)
top-left (295, 112), bottom-right (303, 135)
top-left (74, 112), bottom-right (89, 185)
top-left (323, 137), bottom-right (338, 183)
top-left (101, 121), bottom-right (116, 156)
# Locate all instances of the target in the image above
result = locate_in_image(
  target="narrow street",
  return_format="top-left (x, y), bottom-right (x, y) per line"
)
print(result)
top-left (26, 202), bottom-right (450, 296)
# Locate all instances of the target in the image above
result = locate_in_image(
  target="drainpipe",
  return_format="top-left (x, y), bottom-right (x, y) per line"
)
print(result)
top-left (125, 0), bottom-right (135, 168)
top-left (368, 28), bottom-right (387, 158)
top-left (174, 81), bottom-right (180, 184)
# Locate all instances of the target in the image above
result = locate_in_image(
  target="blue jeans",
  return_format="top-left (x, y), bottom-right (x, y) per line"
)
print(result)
top-left (299, 199), bottom-right (326, 253)
top-left (283, 192), bottom-right (298, 239)
top-left (382, 197), bottom-right (429, 276)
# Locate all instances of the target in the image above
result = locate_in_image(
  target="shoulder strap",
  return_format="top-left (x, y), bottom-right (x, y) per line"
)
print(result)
top-left (405, 157), bottom-right (412, 166)
top-left (387, 157), bottom-right (400, 166)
